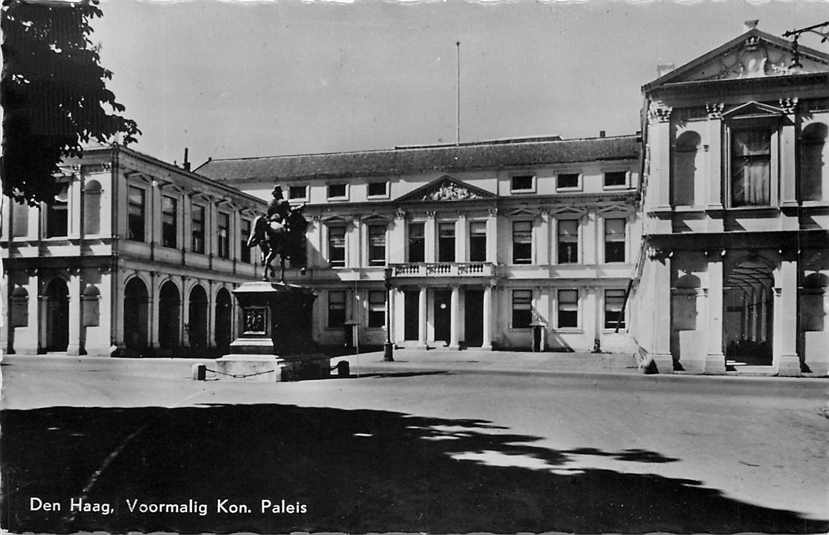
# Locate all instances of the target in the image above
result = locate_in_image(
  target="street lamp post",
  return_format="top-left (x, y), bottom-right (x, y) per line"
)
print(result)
top-left (383, 267), bottom-right (394, 362)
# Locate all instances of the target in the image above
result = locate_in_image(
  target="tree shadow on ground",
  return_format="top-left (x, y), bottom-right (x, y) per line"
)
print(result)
top-left (1, 404), bottom-right (825, 534)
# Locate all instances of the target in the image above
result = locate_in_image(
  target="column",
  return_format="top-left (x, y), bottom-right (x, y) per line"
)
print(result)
top-left (774, 253), bottom-right (800, 376)
top-left (15, 271), bottom-right (40, 354)
top-left (207, 280), bottom-right (216, 349)
top-left (486, 208), bottom-right (498, 264)
top-left (455, 214), bottom-right (467, 263)
top-left (181, 276), bottom-right (190, 348)
top-left (94, 267), bottom-right (112, 356)
top-left (417, 286), bottom-right (427, 348)
top-left (649, 252), bottom-right (674, 373)
top-left (482, 284), bottom-right (493, 350)
top-left (424, 211), bottom-right (436, 263)
top-left (149, 272), bottom-right (159, 349)
top-left (388, 286), bottom-right (396, 346)
top-left (69, 176), bottom-right (82, 238)
top-left (646, 105), bottom-right (672, 211)
top-left (66, 269), bottom-right (82, 356)
top-left (706, 105), bottom-right (724, 235)
top-left (705, 252), bottom-right (726, 373)
top-left (779, 105), bottom-right (798, 207)
top-left (449, 285), bottom-right (460, 349)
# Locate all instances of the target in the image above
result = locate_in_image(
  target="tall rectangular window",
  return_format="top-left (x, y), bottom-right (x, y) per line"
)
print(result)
top-left (217, 212), bottom-right (230, 259)
top-left (408, 223), bottom-right (424, 262)
top-left (557, 220), bottom-right (579, 264)
top-left (469, 221), bottom-right (487, 262)
top-left (438, 222), bottom-right (455, 262)
top-left (191, 205), bottom-right (205, 254)
top-left (161, 196), bottom-right (177, 248)
top-left (731, 128), bottom-right (771, 206)
top-left (604, 218), bottom-right (626, 263)
top-left (512, 221), bottom-right (532, 264)
top-left (557, 289), bottom-right (578, 328)
top-left (328, 225), bottom-right (346, 267)
top-left (13, 201), bottom-right (29, 237)
top-left (328, 291), bottom-right (345, 328)
top-left (368, 290), bottom-right (386, 328)
top-left (368, 224), bottom-right (386, 266)
top-left (127, 186), bottom-right (145, 242)
top-left (240, 219), bottom-right (251, 263)
top-left (605, 289), bottom-right (626, 329)
top-left (512, 290), bottom-right (532, 328)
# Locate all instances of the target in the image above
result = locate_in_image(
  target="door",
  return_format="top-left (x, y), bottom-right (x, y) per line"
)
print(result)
top-left (433, 290), bottom-right (451, 344)
top-left (404, 290), bottom-right (419, 341)
top-left (464, 289), bottom-right (484, 347)
top-left (45, 279), bottom-right (69, 351)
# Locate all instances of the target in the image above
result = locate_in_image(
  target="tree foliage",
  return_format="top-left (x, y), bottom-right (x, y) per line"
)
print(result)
top-left (1, 0), bottom-right (139, 205)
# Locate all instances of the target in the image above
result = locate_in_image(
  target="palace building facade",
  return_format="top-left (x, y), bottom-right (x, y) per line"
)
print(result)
top-left (196, 135), bottom-right (642, 353)
top-left (1, 146), bottom-right (266, 357)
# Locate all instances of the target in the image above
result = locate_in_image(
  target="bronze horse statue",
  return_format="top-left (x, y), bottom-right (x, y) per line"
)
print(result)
top-left (247, 205), bottom-right (308, 282)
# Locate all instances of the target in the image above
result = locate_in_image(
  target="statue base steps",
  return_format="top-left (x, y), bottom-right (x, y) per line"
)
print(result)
top-left (193, 354), bottom-right (331, 383)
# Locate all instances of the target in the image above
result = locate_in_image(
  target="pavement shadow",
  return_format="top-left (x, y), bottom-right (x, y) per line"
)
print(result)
top-left (1, 404), bottom-right (825, 534)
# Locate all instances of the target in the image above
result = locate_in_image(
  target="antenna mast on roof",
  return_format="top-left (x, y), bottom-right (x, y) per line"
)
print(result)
top-left (456, 40), bottom-right (461, 146)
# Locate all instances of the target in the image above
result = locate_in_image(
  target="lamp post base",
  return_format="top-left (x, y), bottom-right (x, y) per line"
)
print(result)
top-left (383, 342), bottom-right (394, 362)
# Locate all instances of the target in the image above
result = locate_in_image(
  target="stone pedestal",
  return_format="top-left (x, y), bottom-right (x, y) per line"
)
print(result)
top-left (202, 281), bottom-right (329, 382)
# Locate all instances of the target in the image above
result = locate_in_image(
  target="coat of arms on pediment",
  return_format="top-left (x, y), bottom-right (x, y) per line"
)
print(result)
top-left (396, 175), bottom-right (496, 202)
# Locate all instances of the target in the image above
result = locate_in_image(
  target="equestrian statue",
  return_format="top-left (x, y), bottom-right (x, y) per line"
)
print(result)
top-left (246, 185), bottom-right (309, 282)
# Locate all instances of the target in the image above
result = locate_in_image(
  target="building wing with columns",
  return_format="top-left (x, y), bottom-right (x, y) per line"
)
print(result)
top-left (631, 23), bottom-right (829, 376)
top-left (196, 134), bottom-right (642, 353)
top-left (1, 145), bottom-right (267, 357)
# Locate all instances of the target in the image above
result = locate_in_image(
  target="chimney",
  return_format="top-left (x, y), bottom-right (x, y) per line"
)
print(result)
top-left (599, 130), bottom-right (606, 138)
top-left (744, 19), bottom-right (759, 31)
top-left (183, 147), bottom-right (190, 171)
top-left (657, 63), bottom-right (675, 77)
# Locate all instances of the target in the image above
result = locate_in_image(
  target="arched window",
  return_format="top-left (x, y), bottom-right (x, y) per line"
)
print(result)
top-left (11, 287), bottom-right (29, 327)
top-left (81, 284), bottom-right (101, 327)
top-left (800, 123), bottom-right (827, 202)
top-left (84, 180), bottom-right (102, 235)
top-left (672, 131), bottom-right (701, 206)
top-left (800, 273), bottom-right (828, 332)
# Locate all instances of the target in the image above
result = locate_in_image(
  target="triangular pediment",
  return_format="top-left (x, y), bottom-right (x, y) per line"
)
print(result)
top-left (395, 175), bottom-right (496, 202)
top-left (645, 29), bottom-right (829, 90)
top-left (722, 101), bottom-right (786, 118)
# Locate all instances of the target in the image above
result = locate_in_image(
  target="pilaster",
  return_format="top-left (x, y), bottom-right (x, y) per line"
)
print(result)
top-left (649, 250), bottom-right (674, 373)
top-left (481, 284), bottom-right (493, 350)
top-left (449, 285), bottom-right (460, 349)
top-left (535, 210), bottom-right (550, 266)
top-left (455, 213), bottom-right (467, 263)
top-left (418, 286), bottom-right (427, 348)
top-left (424, 211), bottom-right (437, 263)
top-left (486, 208), bottom-right (498, 264)
top-left (390, 209), bottom-right (406, 263)
top-left (66, 268), bottom-right (82, 356)
top-left (706, 104), bottom-right (724, 212)
top-left (647, 103), bottom-right (673, 211)
top-left (774, 251), bottom-right (801, 376)
top-left (705, 251), bottom-right (727, 374)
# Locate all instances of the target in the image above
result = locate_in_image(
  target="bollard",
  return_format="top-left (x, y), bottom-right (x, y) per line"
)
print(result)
top-left (337, 360), bottom-right (350, 377)
top-left (192, 363), bottom-right (206, 381)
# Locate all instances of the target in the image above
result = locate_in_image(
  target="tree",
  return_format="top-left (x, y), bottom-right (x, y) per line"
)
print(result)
top-left (1, 0), bottom-right (139, 205)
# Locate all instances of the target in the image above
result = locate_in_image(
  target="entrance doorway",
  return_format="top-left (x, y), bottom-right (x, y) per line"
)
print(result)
top-left (158, 281), bottom-right (180, 352)
top-left (724, 258), bottom-right (774, 366)
top-left (189, 285), bottom-right (208, 353)
top-left (124, 278), bottom-right (149, 351)
top-left (215, 288), bottom-right (232, 355)
top-left (433, 289), bottom-right (451, 345)
top-left (404, 290), bottom-right (419, 341)
top-left (464, 289), bottom-right (484, 347)
top-left (44, 278), bottom-right (69, 351)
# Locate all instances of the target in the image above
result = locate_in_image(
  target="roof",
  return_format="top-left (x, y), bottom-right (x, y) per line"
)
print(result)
top-left (195, 135), bottom-right (640, 183)
top-left (643, 28), bottom-right (829, 92)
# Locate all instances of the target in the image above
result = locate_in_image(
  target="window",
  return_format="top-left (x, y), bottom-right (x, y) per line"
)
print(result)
top-left (328, 225), bottom-right (346, 267)
top-left (557, 220), bottom-right (579, 264)
top-left (191, 205), bottom-right (205, 254)
top-left (512, 290), bottom-right (532, 328)
top-left (368, 181), bottom-right (388, 197)
top-left (368, 290), bottom-right (386, 328)
top-left (512, 221), bottom-right (532, 264)
top-left (327, 184), bottom-right (347, 199)
top-left (240, 219), bottom-right (251, 263)
top-left (672, 131), bottom-right (701, 206)
top-left (83, 180), bottom-right (102, 235)
top-left (731, 127), bottom-right (771, 206)
top-left (408, 223), bottom-right (424, 262)
top-left (557, 289), bottom-right (578, 328)
top-left (127, 186), bottom-right (145, 242)
top-left (161, 196), bottom-right (177, 248)
top-left (604, 289), bottom-right (626, 329)
top-left (328, 291), bottom-right (345, 328)
top-left (799, 123), bottom-right (827, 202)
top-left (557, 173), bottom-right (580, 189)
top-left (288, 185), bottom-right (308, 201)
top-left (368, 224), bottom-right (386, 266)
top-left (13, 201), bottom-right (29, 237)
top-left (604, 218), bottom-right (626, 263)
top-left (511, 175), bottom-right (535, 192)
top-left (604, 171), bottom-right (627, 188)
top-left (217, 212), bottom-right (230, 258)
top-left (438, 222), bottom-right (455, 262)
top-left (469, 221), bottom-right (487, 262)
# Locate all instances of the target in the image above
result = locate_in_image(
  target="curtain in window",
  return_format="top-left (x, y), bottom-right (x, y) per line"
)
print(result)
top-left (732, 130), bottom-right (770, 206)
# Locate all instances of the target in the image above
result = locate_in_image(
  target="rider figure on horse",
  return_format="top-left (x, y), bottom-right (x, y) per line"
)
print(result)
top-left (267, 185), bottom-right (292, 233)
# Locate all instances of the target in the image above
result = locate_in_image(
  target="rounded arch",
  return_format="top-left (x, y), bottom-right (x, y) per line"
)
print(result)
top-left (158, 280), bottom-right (182, 351)
top-left (83, 179), bottom-right (103, 235)
top-left (188, 284), bottom-right (208, 353)
top-left (675, 273), bottom-right (702, 289)
top-left (214, 287), bottom-right (233, 355)
top-left (723, 255), bottom-right (775, 364)
top-left (800, 122), bottom-right (827, 202)
top-left (672, 130), bottom-right (701, 207)
top-left (124, 277), bottom-right (149, 351)
top-left (44, 278), bottom-right (69, 351)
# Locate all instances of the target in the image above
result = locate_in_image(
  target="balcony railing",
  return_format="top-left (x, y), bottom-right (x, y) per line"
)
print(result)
top-left (390, 262), bottom-right (495, 278)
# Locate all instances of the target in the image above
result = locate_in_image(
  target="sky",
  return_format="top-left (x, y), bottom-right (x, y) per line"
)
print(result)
top-left (91, 0), bottom-right (829, 168)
